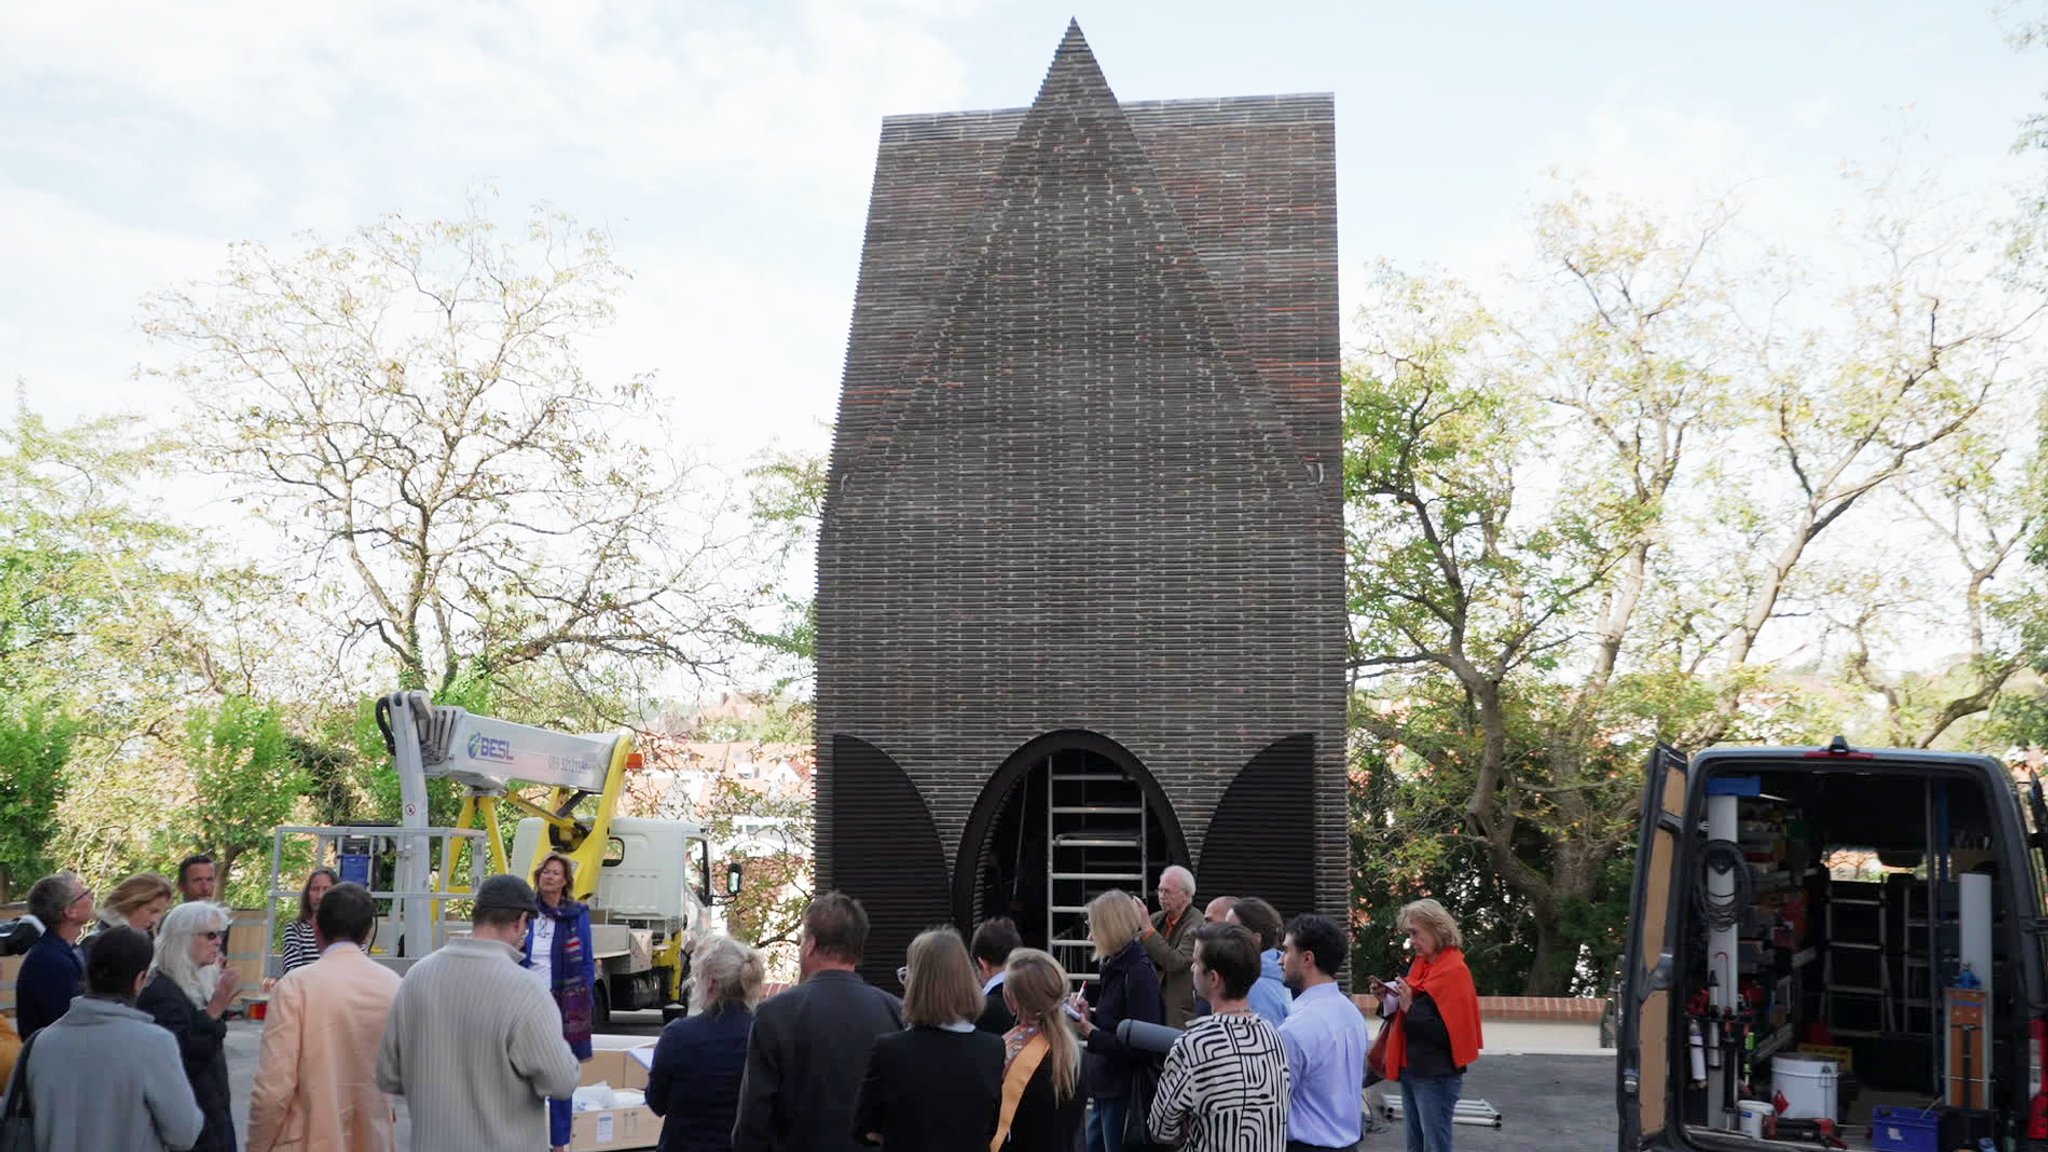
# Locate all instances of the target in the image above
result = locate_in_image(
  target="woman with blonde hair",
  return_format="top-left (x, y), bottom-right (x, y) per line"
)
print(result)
top-left (137, 901), bottom-right (242, 1152)
top-left (649, 935), bottom-right (765, 1151)
top-left (1066, 890), bottom-right (1164, 1152)
top-left (98, 872), bottom-right (175, 936)
top-left (852, 926), bottom-right (1003, 1149)
top-left (522, 851), bottom-right (597, 1152)
top-left (992, 948), bottom-right (1084, 1151)
top-left (82, 871), bottom-right (175, 964)
top-left (1371, 898), bottom-right (1483, 1152)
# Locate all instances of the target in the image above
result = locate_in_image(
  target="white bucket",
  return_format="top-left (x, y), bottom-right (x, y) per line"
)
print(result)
top-left (1736, 1099), bottom-right (1771, 1138)
top-left (1772, 1057), bottom-right (1838, 1122)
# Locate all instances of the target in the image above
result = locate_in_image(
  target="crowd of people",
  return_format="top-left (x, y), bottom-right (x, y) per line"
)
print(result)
top-left (0, 856), bottom-right (1484, 1152)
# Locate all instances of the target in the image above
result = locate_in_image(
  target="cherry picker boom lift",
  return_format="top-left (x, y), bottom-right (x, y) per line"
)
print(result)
top-left (263, 689), bottom-right (739, 1023)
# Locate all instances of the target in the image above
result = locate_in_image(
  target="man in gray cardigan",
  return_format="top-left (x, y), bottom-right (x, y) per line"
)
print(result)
top-left (377, 874), bottom-right (580, 1150)
top-left (12, 925), bottom-right (203, 1151)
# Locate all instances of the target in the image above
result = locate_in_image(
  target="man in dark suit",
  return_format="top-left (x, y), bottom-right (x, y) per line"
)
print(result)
top-left (734, 892), bottom-right (903, 1152)
top-left (969, 917), bottom-right (1021, 1034)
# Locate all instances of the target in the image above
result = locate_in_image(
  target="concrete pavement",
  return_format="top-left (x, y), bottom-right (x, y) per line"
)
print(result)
top-left (226, 1011), bottom-right (1618, 1151)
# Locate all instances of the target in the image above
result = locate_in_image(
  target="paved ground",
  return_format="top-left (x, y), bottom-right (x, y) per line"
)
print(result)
top-left (226, 1011), bottom-right (1619, 1151)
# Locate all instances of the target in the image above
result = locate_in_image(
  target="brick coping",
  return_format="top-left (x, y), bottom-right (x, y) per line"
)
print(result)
top-left (1352, 992), bottom-right (1607, 1024)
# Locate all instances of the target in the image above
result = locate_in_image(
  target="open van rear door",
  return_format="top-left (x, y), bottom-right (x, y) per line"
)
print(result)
top-left (1619, 744), bottom-right (1689, 1149)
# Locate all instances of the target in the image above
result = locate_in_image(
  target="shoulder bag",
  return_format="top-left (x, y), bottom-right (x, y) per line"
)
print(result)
top-left (1, 1029), bottom-right (42, 1152)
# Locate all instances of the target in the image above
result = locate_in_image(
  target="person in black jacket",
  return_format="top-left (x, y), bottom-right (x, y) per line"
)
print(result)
top-left (1068, 889), bottom-right (1166, 1152)
top-left (993, 948), bottom-right (1085, 1151)
top-left (735, 893), bottom-right (904, 1152)
top-left (14, 872), bottom-right (92, 1040)
top-left (852, 926), bottom-right (1003, 1149)
top-left (649, 934), bottom-right (764, 1152)
top-left (971, 917), bottom-right (1021, 1035)
top-left (137, 900), bottom-right (243, 1152)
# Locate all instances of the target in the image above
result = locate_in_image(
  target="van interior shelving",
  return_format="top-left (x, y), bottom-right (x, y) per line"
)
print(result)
top-left (1663, 761), bottom-right (2028, 1151)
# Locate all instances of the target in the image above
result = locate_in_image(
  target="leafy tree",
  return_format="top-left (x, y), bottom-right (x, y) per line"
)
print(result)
top-left (0, 703), bottom-right (74, 901)
top-left (1346, 186), bottom-right (2036, 993)
top-left (144, 201), bottom-right (753, 714)
top-left (693, 774), bottom-right (813, 958)
top-left (183, 696), bottom-right (307, 902)
top-left (742, 447), bottom-right (827, 692)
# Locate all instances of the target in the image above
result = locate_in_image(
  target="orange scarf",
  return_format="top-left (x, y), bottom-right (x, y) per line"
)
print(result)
top-left (1382, 946), bottom-right (1483, 1080)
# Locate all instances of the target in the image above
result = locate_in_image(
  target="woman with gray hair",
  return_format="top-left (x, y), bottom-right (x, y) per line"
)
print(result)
top-left (648, 935), bottom-right (766, 1151)
top-left (137, 900), bottom-right (243, 1152)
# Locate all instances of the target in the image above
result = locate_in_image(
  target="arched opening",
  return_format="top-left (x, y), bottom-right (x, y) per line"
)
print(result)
top-left (954, 731), bottom-right (1188, 981)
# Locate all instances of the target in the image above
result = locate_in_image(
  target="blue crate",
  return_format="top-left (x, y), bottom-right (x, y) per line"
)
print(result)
top-left (1869, 1105), bottom-right (1940, 1152)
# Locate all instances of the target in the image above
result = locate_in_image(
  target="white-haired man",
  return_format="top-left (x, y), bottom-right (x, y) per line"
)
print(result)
top-left (1134, 864), bottom-right (1200, 1028)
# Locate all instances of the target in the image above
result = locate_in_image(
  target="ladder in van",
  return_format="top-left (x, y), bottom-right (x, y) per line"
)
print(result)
top-left (1045, 750), bottom-right (1149, 985)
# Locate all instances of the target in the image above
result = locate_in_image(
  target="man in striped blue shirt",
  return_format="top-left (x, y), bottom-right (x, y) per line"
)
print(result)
top-left (1277, 914), bottom-right (1368, 1152)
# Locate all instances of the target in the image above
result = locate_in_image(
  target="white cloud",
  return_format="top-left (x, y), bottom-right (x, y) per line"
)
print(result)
top-left (0, 0), bottom-right (984, 453)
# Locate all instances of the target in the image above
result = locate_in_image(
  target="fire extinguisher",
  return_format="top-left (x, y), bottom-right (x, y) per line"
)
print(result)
top-left (1688, 1019), bottom-right (1708, 1086)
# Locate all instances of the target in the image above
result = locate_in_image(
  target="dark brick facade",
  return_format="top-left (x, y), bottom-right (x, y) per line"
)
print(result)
top-left (815, 22), bottom-right (1345, 984)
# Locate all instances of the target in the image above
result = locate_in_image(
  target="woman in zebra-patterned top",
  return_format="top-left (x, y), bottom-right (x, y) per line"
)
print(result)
top-left (279, 868), bottom-right (337, 974)
top-left (1148, 923), bottom-right (1290, 1152)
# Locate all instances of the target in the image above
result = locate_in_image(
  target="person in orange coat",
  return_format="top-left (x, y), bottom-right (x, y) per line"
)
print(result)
top-left (247, 882), bottom-right (402, 1152)
top-left (1373, 898), bottom-right (1483, 1152)
top-left (0, 1011), bottom-right (18, 1085)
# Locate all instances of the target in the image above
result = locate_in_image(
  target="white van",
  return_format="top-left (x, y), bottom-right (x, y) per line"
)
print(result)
top-left (1619, 739), bottom-right (2048, 1150)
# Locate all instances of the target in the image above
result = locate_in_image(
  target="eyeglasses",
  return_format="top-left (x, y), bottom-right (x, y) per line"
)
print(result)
top-left (68, 888), bottom-right (93, 905)
top-left (896, 966), bottom-right (910, 986)
top-left (199, 930), bottom-right (225, 941)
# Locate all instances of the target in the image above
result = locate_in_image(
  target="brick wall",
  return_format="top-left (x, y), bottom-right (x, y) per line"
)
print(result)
top-left (815, 22), bottom-right (1345, 981)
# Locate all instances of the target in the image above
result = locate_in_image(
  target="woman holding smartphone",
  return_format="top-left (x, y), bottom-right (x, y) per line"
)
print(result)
top-left (1372, 899), bottom-right (1483, 1152)
top-left (1065, 890), bottom-right (1164, 1152)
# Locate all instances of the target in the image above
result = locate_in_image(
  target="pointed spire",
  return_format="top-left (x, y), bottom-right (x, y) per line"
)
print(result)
top-left (1033, 19), bottom-right (1119, 112)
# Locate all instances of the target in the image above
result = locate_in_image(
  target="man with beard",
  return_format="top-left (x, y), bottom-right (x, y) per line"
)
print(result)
top-left (1276, 914), bottom-right (1367, 1152)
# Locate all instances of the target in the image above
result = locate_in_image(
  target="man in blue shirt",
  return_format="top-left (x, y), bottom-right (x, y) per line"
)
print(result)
top-left (15, 871), bottom-right (94, 1039)
top-left (1276, 913), bottom-right (1367, 1152)
top-left (1229, 897), bottom-right (1294, 1027)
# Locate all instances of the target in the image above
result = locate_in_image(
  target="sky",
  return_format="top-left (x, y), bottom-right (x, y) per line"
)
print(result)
top-left (3, 0), bottom-right (2042, 501)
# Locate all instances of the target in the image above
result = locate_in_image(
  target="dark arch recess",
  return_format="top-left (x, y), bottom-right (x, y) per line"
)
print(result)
top-left (827, 735), bottom-right (952, 988)
top-left (952, 729), bottom-right (1191, 932)
top-left (1198, 734), bottom-right (1317, 920)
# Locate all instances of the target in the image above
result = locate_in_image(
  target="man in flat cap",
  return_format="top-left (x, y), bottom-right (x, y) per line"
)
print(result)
top-left (377, 873), bottom-right (580, 1151)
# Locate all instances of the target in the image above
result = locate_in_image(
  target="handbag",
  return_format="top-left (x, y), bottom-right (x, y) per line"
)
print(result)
top-left (1, 1029), bottom-right (41, 1152)
top-left (1366, 1014), bottom-right (1392, 1081)
top-left (1121, 1057), bottom-right (1161, 1149)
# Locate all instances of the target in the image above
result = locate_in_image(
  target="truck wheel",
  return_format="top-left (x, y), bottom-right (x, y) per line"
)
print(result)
top-left (593, 980), bottom-right (612, 1030)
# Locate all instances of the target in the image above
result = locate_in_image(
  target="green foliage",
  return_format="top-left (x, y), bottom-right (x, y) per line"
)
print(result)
top-left (741, 448), bottom-right (827, 688)
top-left (693, 773), bottom-right (813, 958)
top-left (183, 696), bottom-right (308, 901)
top-left (1345, 184), bottom-right (2037, 993)
top-left (0, 702), bottom-right (74, 901)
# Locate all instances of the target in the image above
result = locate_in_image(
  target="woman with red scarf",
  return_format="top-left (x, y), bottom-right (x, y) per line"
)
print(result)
top-left (1373, 899), bottom-right (1482, 1152)
top-left (523, 851), bottom-right (597, 1152)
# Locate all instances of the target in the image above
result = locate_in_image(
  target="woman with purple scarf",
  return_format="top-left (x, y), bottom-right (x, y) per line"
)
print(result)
top-left (523, 851), bottom-right (597, 1152)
